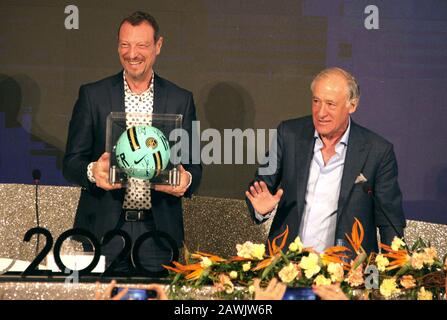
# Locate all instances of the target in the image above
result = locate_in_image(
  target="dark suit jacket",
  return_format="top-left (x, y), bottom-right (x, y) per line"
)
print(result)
top-left (247, 116), bottom-right (406, 254)
top-left (63, 72), bottom-right (202, 246)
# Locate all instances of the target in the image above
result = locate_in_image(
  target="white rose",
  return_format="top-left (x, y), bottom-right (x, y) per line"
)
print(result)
top-left (242, 262), bottom-right (251, 272)
top-left (391, 237), bottom-right (406, 251)
top-left (200, 257), bottom-right (213, 268)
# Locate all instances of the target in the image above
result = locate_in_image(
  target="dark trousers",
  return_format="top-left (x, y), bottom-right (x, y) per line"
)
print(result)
top-left (102, 218), bottom-right (174, 275)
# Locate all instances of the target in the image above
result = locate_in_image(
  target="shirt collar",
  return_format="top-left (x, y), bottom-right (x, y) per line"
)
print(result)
top-left (123, 71), bottom-right (154, 95)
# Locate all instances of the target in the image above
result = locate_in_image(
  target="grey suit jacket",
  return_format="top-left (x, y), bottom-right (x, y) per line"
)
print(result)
top-left (247, 115), bottom-right (406, 254)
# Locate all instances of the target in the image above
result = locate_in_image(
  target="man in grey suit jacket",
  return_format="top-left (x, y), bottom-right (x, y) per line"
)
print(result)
top-left (63, 11), bottom-right (202, 273)
top-left (246, 67), bottom-right (405, 254)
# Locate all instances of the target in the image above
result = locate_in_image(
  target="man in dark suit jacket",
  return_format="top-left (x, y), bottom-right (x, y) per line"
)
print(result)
top-left (63, 11), bottom-right (201, 272)
top-left (246, 68), bottom-right (405, 254)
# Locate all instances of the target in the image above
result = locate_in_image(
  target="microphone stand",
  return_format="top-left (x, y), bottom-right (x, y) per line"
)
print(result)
top-left (32, 169), bottom-right (41, 256)
top-left (362, 184), bottom-right (405, 241)
top-left (34, 178), bottom-right (40, 256)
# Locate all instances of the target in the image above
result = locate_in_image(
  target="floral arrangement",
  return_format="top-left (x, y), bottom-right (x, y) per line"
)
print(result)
top-left (164, 219), bottom-right (446, 300)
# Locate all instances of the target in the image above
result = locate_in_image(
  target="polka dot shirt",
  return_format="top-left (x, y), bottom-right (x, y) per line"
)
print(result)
top-left (122, 72), bottom-right (154, 209)
top-left (86, 72), bottom-right (155, 210)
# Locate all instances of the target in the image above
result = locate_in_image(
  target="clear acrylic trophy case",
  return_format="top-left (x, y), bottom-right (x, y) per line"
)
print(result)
top-left (106, 112), bottom-right (183, 187)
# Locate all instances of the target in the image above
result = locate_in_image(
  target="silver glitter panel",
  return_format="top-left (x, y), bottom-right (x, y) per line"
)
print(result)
top-left (0, 281), bottom-right (242, 300)
top-left (0, 184), bottom-right (81, 262)
top-left (0, 282), bottom-right (170, 300)
top-left (1, 183), bottom-right (447, 300)
top-left (405, 220), bottom-right (447, 258)
top-left (1, 183), bottom-right (446, 260)
top-left (182, 196), bottom-right (270, 258)
top-left (0, 184), bottom-right (270, 261)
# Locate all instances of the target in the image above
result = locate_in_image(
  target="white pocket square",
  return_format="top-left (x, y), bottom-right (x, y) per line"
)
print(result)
top-left (355, 173), bottom-right (368, 184)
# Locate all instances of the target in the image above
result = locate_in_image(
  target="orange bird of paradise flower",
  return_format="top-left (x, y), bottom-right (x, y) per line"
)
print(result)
top-left (379, 243), bottom-right (410, 271)
top-left (345, 218), bottom-right (365, 255)
top-left (163, 252), bottom-right (226, 280)
top-left (251, 226), bottom-right (289, 271)
top-left (321, 245), bottom-right (351, 270)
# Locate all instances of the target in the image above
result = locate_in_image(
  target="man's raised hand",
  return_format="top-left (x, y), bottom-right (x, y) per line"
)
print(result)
top-left (245, 181), bottom-right (283, 215)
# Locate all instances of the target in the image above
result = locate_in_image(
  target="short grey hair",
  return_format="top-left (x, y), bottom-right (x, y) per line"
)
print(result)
top-left (310, 67), bottom-right (360, 103)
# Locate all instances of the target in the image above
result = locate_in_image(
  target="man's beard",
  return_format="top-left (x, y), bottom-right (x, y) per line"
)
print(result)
top-left (123, 57), bottom-right (148, 81)
top-left (126, 68), bottom-right (147, 81)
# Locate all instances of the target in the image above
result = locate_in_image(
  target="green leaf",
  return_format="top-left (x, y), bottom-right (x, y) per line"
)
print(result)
top-left (261, 256), bottom-right (281, 280)
top-left (183, 245), bottom-right (192, 264)
top-left (280, 250), bottom-right (290, 265)
top-left (411, 237), bottom-right (426, 251)
top-left (172, 272), bottom-right (183, 285)
top-left (394, 264), bottom-right (410, 277)
top-left (353, 252), bottom-right (367, 269)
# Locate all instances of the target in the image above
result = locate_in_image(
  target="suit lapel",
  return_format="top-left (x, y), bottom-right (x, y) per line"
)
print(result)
top-left (109, 71), bottom-right (125, 113)
top-left (153, 73), bottom-right (168, 115)
top-left (337, 121), bottom-right (370, 219)
top-left (295, 119), bottom-right (316, 221)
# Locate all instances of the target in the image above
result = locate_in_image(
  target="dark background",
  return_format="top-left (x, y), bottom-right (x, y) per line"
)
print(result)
top-left (0, 0), bottom-right (446, 224)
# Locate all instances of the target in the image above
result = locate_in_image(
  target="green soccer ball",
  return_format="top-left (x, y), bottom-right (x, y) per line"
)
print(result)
top-left (115, 125), bottom-right (170, 180)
